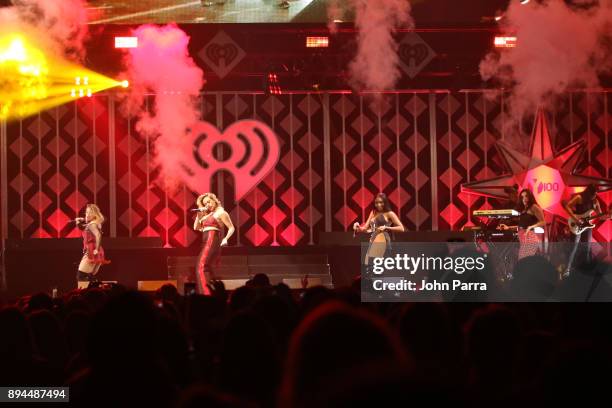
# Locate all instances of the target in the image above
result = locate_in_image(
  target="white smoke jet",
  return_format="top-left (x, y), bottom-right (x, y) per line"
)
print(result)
top-left (480, 0), bottom-right (612, 122)
top-left (346, 0), bottom-right (413, 93)
top-left (120, 24), bottom-right (205, 191)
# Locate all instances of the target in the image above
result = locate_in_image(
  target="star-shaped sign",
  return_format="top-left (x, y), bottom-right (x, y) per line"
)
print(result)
top-left (462, 108), bottom-right (612, 218)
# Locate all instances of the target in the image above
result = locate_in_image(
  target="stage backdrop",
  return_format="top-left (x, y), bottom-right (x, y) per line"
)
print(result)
top-left (0, 90), bottom-right (610, 249)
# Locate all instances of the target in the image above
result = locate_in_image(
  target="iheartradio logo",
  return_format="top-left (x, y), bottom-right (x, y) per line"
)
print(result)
top-left (536, 181), bottom-right (561, 194)
top-left (525, 165), bottom-right (565, 210)
top-left (181, 120), bottom-right (280, 201)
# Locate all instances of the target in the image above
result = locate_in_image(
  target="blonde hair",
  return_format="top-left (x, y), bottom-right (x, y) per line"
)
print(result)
top-left (196, 192), bottom-right (223, 211)
top-left (86, 203), bottom-right (105, 224)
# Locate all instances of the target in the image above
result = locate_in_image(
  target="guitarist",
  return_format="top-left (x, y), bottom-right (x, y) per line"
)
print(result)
top-left (563, 184), bottom-right (608, 277)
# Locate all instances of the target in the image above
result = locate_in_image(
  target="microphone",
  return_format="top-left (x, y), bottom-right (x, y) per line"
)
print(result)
top-left (190, 206), bottom-right (209, 212)
top-left (68, 218), bottom-right (85, 228)
top-left (352, 221), bottom-right (360, 238)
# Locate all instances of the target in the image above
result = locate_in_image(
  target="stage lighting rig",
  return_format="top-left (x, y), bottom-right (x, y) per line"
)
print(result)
top-left (0, 33), bottom-right (129, 119)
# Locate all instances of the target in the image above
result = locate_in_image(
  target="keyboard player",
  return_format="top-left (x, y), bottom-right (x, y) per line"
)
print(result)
top-left (498, 188), bottom-right (546, 259)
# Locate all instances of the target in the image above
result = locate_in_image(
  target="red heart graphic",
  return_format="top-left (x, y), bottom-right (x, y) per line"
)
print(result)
top-left (181, 120), bottom-right (280, 201)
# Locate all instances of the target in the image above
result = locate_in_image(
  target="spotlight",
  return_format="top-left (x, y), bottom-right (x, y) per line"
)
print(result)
top-left (494, 14), bottom-right (504, 22)
top-left (267, 73), bottom-right (282, 95)
top-left (306, 36), bottom-right (329, 48)
top-left (1, 33), bottom-right (128, 119)
top-left (494, 36), bottom-right (517, 48)
top-left (120, 80), bottom-right (129, 88)
top-left (520, 0), bottom-right (530, 4)
top-left (114, 36), bottom-right (138, 49)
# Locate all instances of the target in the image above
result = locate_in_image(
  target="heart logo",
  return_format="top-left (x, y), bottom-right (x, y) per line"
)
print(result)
top-left (399, 43), bottom-right (430, 67)
top-left (181, 120), bottom-right (280, 201)
top-left (397, 33), bottom-right (436, 79)
top-left (206, 43), bottom-right (239, 67)
top-left (198, 31), bottom-right (246, 79)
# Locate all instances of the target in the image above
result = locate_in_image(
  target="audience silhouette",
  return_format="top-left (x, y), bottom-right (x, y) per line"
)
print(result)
top-left (0, 253), bottom-right (611, 407)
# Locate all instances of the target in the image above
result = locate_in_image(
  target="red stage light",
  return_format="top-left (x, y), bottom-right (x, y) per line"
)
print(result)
top-left (306, 36), bottom-right (329, 48)
top-left (494, 36), bottom-right (517, 48)
top-left (267, 73), bottom-right (282, 95)
top-left (114, 37), bottom-right (138, 49)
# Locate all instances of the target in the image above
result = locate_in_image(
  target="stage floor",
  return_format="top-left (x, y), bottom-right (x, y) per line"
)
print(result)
top-left (1, 240), bottom-right (361, 298)
top-left (87, 0), bottom-right (319, 24)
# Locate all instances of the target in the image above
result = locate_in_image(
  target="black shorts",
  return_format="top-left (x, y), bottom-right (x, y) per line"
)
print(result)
top-left (77, 271), bottom-right (96, 281)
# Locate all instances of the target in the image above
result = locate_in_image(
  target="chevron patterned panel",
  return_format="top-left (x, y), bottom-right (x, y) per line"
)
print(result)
top-left (1, 91), bottom-right (609, 252)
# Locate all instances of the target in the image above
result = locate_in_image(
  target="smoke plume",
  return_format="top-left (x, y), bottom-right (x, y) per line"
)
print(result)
top-left (345, 0), bottom-right (413, 92)
top-left (121, 24), bottom-right (205, 190)
top-left (480, 0), bottom-right (612, 121)
top-left (1, 0), bottom-right (90, 61)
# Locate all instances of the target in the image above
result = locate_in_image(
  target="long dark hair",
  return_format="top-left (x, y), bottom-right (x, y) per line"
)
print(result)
top-left (516, 188), bottom-right (536, 212)
top-left (580, 183), bottom-right (597, 202)
top-left (373, 193), bottom-right (392, 213)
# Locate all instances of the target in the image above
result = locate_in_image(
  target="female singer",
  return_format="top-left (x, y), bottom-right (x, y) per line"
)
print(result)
top-left (353, 193), bottom-right (404, 267)
top-left (499, 188), bottom-right (546, 259)
top-left (75, 204), bottom-right (110, 284)
top-left (193, 193), bottom-right (235, 295)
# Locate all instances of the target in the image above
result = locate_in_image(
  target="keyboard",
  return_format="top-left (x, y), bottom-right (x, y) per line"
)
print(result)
top-left (473, 209), bottom-right (519, 219)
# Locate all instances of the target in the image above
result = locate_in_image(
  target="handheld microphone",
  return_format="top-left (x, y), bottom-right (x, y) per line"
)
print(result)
top-left (190, 205), bottom-right (209, 212)
top-left (68, 218), bottom-right (85, 228)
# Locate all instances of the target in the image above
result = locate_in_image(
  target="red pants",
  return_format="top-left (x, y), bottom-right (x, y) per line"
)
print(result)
top-left (197, 230), bottom-right (221, 295)
top-left (518, 229), bottom-right (542, 259)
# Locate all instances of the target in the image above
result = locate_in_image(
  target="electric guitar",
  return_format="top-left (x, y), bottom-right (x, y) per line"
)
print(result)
top-left (568, 209), bottom-right (612, 235)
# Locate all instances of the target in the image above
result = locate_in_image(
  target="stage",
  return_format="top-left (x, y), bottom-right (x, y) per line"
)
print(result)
top-left (0, 1), bottom-right (610, 301)
top-left (3, 228), bottom-right (610, 300)
top-left (1, 231), bottom-right (472, 298)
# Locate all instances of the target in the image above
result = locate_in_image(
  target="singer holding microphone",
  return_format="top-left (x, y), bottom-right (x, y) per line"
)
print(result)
top-left (75, 204), bottom-right (110, 285)
top-left (353, 193), bottom-right (404, 268)
top-left (192, 193), bottom-right (235, 295)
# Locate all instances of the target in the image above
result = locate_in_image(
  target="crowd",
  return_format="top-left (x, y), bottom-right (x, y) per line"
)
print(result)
top-left (1, 254), bottom-right (612, 407)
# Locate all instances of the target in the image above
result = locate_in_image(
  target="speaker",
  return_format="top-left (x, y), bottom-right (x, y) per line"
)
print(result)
top-left (137, 280), bottom-right (177, 292)
top-left (219, 279), bottom-right (250, 290)
top-left (282, 277), bottom-right (323, 289)
top-left (78, 280), bottom-right (118, 290)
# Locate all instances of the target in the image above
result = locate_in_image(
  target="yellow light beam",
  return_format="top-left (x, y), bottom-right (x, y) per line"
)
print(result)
top-left (0, 33), bottom-right (127, 121)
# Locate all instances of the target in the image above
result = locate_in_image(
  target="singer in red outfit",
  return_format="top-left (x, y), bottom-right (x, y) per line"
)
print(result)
top-left (192, 193), bottom-right (235, 295)
top-left (75, 204), bottom-right (111, 285)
